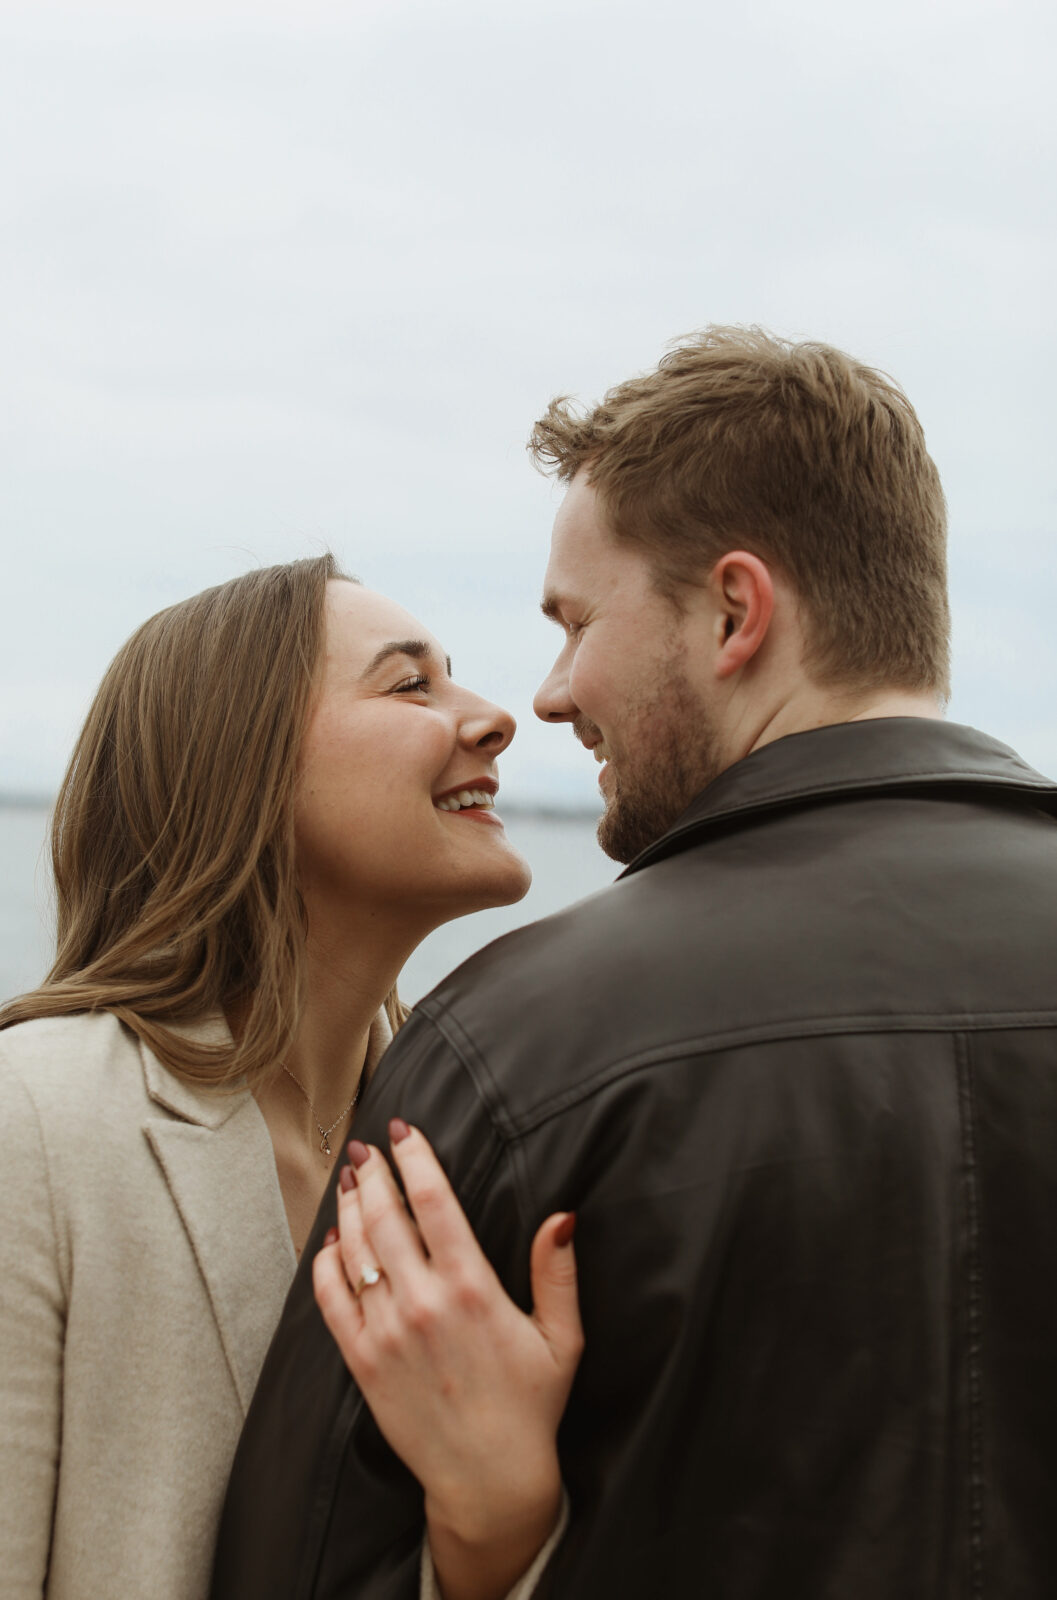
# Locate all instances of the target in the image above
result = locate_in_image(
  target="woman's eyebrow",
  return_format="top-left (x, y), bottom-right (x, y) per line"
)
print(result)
top-left (361, 640), bottom-right (452, 678)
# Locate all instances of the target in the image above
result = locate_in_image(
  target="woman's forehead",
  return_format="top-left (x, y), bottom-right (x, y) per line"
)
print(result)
top-left (322, 580), bottom-right (446, 672)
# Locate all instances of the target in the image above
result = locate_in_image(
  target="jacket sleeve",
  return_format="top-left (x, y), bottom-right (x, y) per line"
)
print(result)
top-left (212, 1007), bottom-right (545, 1600)
top-left (418, 1492), bottom-right (571, 1600)
top-left (0, 1053), bottom-right (67, 1594)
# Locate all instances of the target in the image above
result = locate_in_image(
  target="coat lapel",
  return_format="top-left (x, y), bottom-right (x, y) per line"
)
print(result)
top-left (140, 1018), bottom-right (297, 1414)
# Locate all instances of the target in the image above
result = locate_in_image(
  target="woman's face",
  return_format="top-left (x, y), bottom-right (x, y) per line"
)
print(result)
top-left (294, 581), bottom-right (531, 934)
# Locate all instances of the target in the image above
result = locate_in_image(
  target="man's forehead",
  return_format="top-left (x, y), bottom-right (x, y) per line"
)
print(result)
top-left (541, 493), bottom-right (649, 619)
top-left (552, 471), bottom-right (602, 538)
top-left (539, 527), bottom-right (592, 618)
top-left (542, 482), bottom-right (604, 586)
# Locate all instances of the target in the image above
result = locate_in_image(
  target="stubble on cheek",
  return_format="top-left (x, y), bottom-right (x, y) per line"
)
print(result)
top-left (596, 675), bottom-right (724, 864)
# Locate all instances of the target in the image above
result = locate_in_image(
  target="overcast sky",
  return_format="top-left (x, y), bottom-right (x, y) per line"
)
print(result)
top-left (1, 0), bottom-right (1054, 806)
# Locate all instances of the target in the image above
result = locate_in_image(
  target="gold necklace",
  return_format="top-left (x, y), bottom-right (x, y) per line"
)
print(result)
top-left (281, 1064), bottom-right (361, 1160)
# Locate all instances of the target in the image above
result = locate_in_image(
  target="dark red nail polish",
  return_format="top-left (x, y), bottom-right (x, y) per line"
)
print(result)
top-left (338, 1165), bottom-right (355, 1193)
top-left (390, 1117), bottom-right (411, 1144)
top-left (323, 1226), bottom-right (339, 1246)
top-left (348, 1139), bottom-right (370, 1169)
top-left (553, 1213), bottom-right (576, 1247)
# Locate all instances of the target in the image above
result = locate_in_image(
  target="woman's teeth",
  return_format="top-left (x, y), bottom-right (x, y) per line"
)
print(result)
top-left (434, 788), bottom-right (495, 812)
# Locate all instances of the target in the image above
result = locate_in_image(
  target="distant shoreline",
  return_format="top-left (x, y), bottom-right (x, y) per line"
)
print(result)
top-left (0, 792), bottom-right (56, 812)
top-left (0, 792), bottom-right (602, 821)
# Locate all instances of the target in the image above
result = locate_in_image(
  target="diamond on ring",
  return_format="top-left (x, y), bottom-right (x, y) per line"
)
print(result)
top-left (353, 1263), bottom-right (384, 1297)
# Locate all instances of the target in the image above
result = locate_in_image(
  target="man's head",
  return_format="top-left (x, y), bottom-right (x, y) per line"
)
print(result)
top-left (532, 326), bottom-right (950, 862)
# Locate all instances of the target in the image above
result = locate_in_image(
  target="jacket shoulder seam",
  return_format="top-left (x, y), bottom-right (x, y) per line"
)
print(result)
top-left (473, 1009), bottom-right (1057, 1141)
top-left (412, 1006), bottom-right (548, 1235)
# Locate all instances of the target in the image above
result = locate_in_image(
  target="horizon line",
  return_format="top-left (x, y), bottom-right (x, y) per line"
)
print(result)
top-left (0, 790), bottom-right (603, 821)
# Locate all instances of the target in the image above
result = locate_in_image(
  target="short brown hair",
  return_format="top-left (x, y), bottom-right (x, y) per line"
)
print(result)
top-left (0, 556), bottom-right (406, 1086)
top-left (530, 326), bottom-right (950, 696)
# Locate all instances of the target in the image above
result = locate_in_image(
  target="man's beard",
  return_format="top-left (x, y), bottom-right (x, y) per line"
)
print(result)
top-left (584, 673), bottom-right (726, 865)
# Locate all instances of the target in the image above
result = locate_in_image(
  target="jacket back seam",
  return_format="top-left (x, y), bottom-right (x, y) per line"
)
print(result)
top-left (955, 1032), bottom-right (985, 1597)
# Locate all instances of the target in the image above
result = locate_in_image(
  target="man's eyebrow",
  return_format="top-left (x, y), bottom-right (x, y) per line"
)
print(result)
top-left (540, 594), bottom-right (566, 623)
top-left (361, 640), bottom-right (452, 678)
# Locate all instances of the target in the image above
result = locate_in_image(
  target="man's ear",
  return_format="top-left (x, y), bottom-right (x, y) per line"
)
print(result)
top-left (711, 552), bottom-right (775, 680)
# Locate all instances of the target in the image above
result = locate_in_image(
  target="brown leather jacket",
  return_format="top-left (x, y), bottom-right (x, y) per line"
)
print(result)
top-left (213, 719), bottom-right (1057, 1599)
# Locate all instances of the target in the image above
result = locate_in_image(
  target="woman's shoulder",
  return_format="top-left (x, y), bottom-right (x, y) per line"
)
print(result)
top-left (0, 1010), bottom-right (145, 1115)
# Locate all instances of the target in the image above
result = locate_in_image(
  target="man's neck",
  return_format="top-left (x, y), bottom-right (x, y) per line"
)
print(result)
top-left (745, 685), bottom-right (944, 761)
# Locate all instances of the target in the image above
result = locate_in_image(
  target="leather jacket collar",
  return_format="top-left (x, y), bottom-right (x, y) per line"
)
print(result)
top-left (624, 717), bottom-right (1057, 876)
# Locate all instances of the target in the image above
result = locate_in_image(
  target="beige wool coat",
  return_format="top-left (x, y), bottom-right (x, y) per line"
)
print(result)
top-left (0, 1007), bottom-right (391, 1600)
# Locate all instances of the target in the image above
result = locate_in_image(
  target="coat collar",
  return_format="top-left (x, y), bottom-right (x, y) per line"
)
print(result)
top-left (139, 1009), bottom-right (392, 1413)
top-left (138, 1009), bottom-right (394, 1123)
top-left (623, 718), bottom-right (1057, 877)
top-left (139, 1010), bottom-right (248, 1125)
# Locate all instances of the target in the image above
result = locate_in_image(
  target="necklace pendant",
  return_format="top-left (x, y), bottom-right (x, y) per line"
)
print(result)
top-left (320, 1133), bottom-right (331, 1156)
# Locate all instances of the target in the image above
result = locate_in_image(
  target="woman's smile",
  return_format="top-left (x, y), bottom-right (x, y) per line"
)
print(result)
top-left (433, 778), bottom-right (503, 824)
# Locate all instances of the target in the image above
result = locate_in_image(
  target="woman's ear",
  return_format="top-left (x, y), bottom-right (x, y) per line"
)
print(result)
top-left (711, 552), bottom-right (775, 680)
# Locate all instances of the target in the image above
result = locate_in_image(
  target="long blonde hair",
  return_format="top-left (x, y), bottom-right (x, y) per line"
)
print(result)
top-left (0, 555), bottom-right (405, 1086)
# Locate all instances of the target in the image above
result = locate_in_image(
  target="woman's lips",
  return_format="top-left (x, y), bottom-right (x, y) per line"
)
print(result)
top-left (433, 783), bottom-right (504, 827)
top-left (433, 781), bottom-right (497, 812)
top-left (444, 806), bottom-right (503, 826)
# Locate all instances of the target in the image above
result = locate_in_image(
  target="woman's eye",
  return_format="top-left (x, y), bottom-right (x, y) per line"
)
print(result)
top-left (392, 673), bottom-right (431, 694)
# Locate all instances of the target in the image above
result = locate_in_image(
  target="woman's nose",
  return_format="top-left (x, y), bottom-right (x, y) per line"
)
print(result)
top-left (460, 693), bottom-right (516, 754)
top-left (533, 652), bottom-right (576, 723)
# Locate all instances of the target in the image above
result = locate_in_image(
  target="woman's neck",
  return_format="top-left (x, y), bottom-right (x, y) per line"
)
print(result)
top-left (249, 908), bottom-right (422, 1258)
top-left (286, 915), bottom-right (412, 1113)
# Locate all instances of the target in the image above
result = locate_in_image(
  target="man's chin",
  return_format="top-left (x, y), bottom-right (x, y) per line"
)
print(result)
top-left (597, 795), bottom-right (670, 865)
top-left (598, 758), bottom-right (723, 863)
top-left (594, 688), bottom-right (725, 863)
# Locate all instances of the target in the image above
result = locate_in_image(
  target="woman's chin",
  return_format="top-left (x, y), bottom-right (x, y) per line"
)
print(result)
top-left (446, 848), bottom-right (533, 921)
top-left (473, 850), bottom-right (533, 912)
top-left (501, 858), bottom-right (533, 907)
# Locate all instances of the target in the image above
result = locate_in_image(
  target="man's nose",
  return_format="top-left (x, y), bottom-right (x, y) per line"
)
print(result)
top-left (533, 654), bottom-right (577, 723)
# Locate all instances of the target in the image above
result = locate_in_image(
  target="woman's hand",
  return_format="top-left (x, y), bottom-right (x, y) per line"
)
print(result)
top-left (312, 1119), bottom-right (582, 1600)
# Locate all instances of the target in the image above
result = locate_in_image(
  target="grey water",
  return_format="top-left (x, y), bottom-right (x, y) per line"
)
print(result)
top-left (0, 803), bottom-right (616, 1009)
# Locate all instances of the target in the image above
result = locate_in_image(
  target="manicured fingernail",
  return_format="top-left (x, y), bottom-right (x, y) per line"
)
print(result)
top-left (348, 1139), bottom-right (370, 1169)
top-left (323, 1226), bottom-right (339, 1246)
top-left (554, 1213), bottom-right (576, 1247)
top-left (338, 1164), bottom-right (355, 1192)
top-left (390, 1117), bottom-right (411, 1144)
